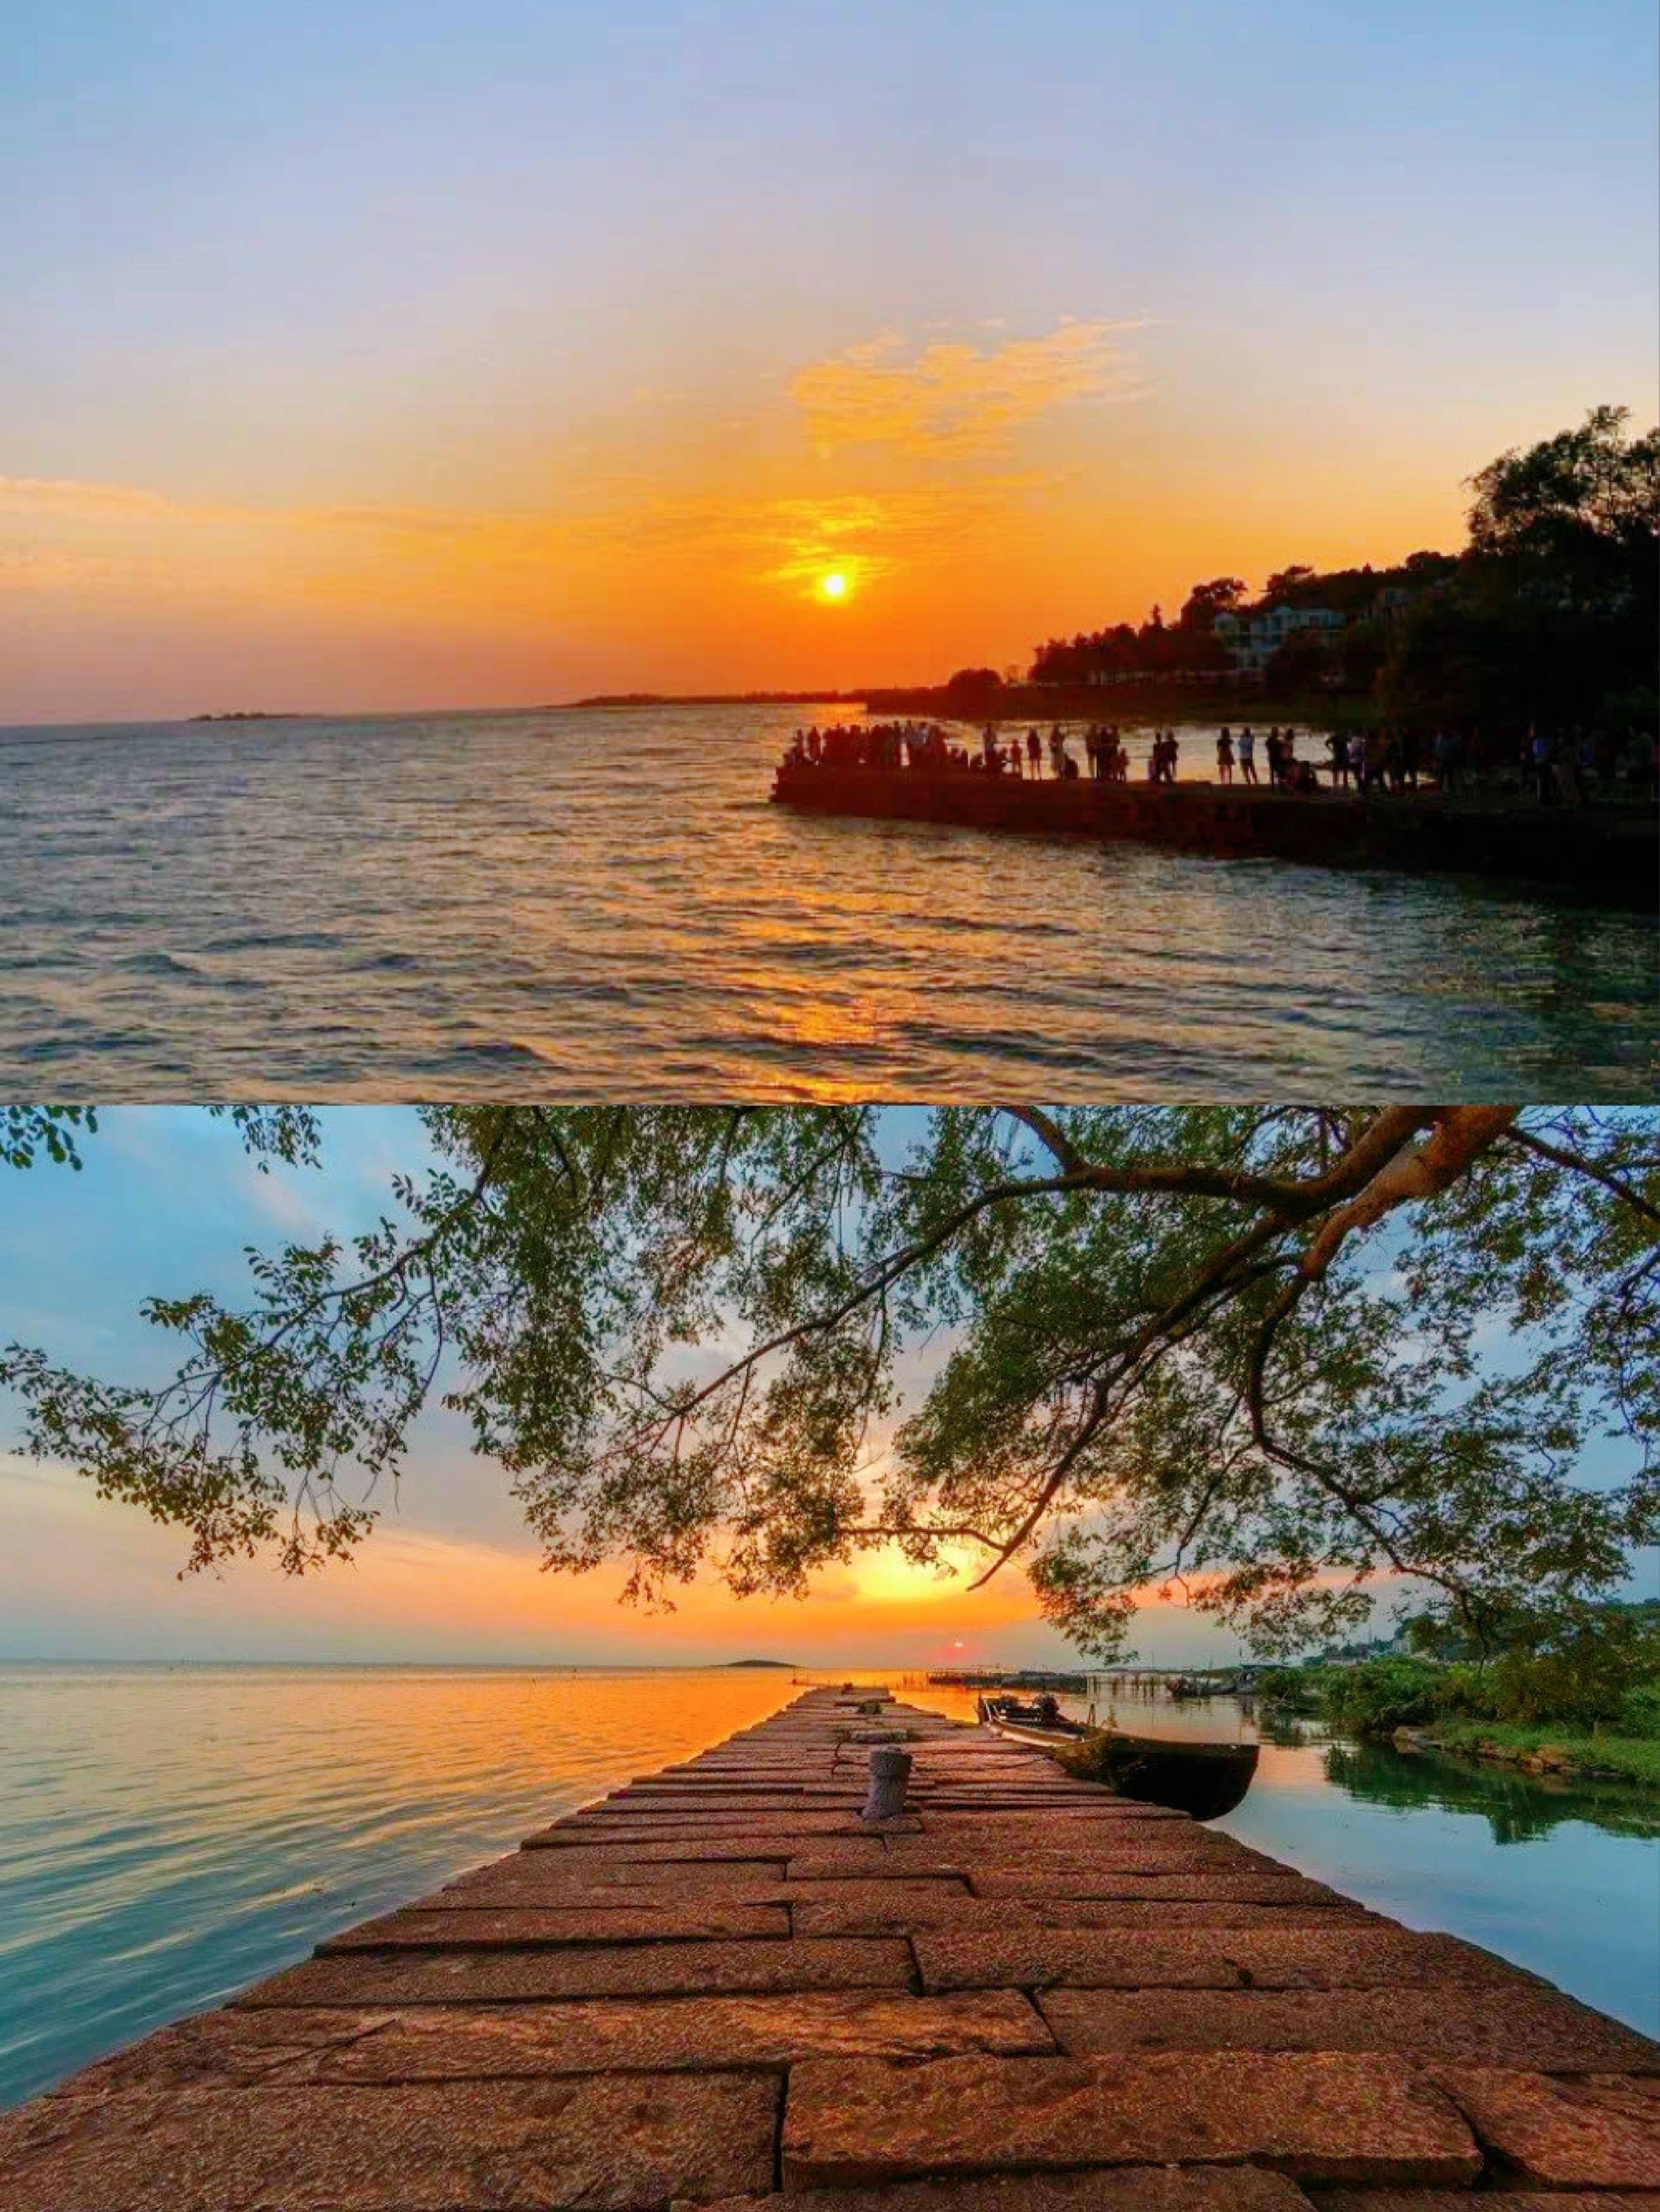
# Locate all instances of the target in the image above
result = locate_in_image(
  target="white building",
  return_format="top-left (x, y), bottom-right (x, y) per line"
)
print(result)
top-left (1213, 603), bottom-right (1345, 673)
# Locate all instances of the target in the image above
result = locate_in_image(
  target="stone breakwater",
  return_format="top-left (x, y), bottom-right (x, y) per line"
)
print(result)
top-left (1, 1686), bottom-right (1657, 2209)
top-left (770, 764), bottom-right (1657, 907)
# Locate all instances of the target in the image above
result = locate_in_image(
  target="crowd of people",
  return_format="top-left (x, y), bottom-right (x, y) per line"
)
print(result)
top-left (783, 716), bottom-right (1658, 805)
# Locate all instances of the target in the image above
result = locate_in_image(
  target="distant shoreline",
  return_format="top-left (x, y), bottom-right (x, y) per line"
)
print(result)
top-left (565, 690), bottom-right (866, 709)
top-left (565, 679), bottom-right (1336, 722)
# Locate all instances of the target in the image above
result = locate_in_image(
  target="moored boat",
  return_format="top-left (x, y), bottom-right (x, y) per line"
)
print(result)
top-left (978, 1693), bottom-right (1259, 1820)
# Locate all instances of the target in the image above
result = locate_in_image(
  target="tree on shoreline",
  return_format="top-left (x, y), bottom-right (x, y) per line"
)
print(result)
top-left (3, 1107), bottom-right (1655, 1659)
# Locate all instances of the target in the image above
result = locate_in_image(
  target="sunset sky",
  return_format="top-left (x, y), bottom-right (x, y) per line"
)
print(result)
top-left (6, 0), bottom-right (1655, 722)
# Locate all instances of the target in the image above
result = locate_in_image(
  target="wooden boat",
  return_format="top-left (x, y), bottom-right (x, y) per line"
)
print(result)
top-left (978, 1694), bottom-right (1259, 1821)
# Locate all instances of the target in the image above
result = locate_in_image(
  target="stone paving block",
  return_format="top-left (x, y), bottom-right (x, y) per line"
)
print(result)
top-left (1212, 1929), bottom-right (1535, 1990)
top-left (1038, 1985), bottom-right (1660, 2070)
top-left (0, 2071), bottom-right (779, 2211)
top-left (238, 1936), bottom-right (916, 2007)
top-left (957, 1836), bottom-right (1283, 1863)
top-left (920, 1924), bottom-right (1533, 1994)
top-left (1014, 1902), bottom-right (1376, 1931)
top-left (780, 2051), bottom-right (1482, 2188)
top-left (1429, 2066), bottom-right (1660, 2186)
top-left (604, 1792), bottom-right (814, 1810)
top-left (915, 1929), bottom-right (1244, 1992)
top-left (557, 1809), bottom-right (867, 1835)
top-left (973, 1875), bottom-right (1352, 1906)
top-left (695, 2165), bottom-right (1313, 2212)
top-left (37, 2007), bottom-right (393, 2097)
top-left (957, 1851), bottom-right (1277, 1883)
top-left (519, 1835), bottom-right (797, 1861)
top-left (924, 1806), bottom-right (1189, 1826)
top-left (1313, 2194), bottom-right (1660, 2212)
top-left (437, 1865), bottom-right (793, 1906)
top-left (785, 1879), bottom-right (969, 1910)
top-left (319, 1901), bottom-right (790, 1949)
top-left (260, 1989), bottom-right (1056, 2080)
top-left (787, 1844), bottom-right (914, 1877)
top-left (795, 1894), bottom-right (1023, 1939)
top-left (431, 1876), bottom-right (801, 1911)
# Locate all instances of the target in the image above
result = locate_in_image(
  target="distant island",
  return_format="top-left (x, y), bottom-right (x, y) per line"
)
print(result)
top-left (189, 711), bottom-right (298, 723)
top-left (724, 1657), bottom-right (797, 1669)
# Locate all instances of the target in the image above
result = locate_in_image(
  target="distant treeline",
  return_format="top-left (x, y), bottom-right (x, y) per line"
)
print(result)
top-left (997, 408), bottom-right (1657, 736)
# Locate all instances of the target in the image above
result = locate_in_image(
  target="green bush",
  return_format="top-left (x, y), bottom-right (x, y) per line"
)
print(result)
top-left (1255, 1665), bottom-right (1320, 1705)
top-left (1488, 1619), bottom-right (1660, 1731)
top-left (1428, 1663), bottom-right (1498, 1721)
top-left (1618, 1682), bottom-right (1660, 1739)
top-left (1318, 1658), bottom-right (1444, 1735)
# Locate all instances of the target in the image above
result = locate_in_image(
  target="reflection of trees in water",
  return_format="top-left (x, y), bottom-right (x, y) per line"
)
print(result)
top-left (1259, 1712), bottom-right (1318, 1750)
top-left (1324, 1739), bottom-right (1660, 1845)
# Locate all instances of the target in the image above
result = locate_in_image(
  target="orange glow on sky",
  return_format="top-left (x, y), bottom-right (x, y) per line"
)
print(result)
top-left (4, 3), bottom-right (1652, 724)
top-left (3, 311), bottom-right (1617, 722)
top-left (0, 1454), bottom-right (1264, 1667)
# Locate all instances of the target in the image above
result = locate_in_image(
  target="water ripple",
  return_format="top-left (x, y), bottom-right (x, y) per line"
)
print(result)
top-left (0, 1663), bottom-right (802, 2108)
top-left (0, 705), bottom-right (1654, 1095)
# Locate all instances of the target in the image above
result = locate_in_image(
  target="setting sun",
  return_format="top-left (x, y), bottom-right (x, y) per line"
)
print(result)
top-left (818, 572), bottom-right (849, 601)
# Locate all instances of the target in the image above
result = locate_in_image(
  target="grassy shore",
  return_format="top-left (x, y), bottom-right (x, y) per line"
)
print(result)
top-left (1423, 1719), bottom-right (1660, 1788)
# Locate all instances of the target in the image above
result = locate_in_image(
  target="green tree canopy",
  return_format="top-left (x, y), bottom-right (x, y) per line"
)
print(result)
top-left (3, 1107), bottom-right (1655, 1659)
top-left (1383, 406), bottom-right (1659, 733)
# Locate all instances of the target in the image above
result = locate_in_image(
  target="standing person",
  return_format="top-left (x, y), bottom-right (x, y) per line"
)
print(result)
top-left (1048, 725), bottom-right (1066, 779)
top-left (1530, 727), bottom-right (1554, 806)
top-left (1351, 729), bottom-right (1369, 795)
top-left (1264, 728), bottom-right (1282, 789)
top-left (1166, 728), bottom-right (1180, 783)
top-left (1328, 729), bottom-right (1350, 789)
top-left (1577, 726), bottom-right (1599, 800)
top-left (1027, 728), bottom-right (1042, 778)
top-left (1217, 726), bottom-right (1235, 784)
top-left (1238, 726), bottom-right (1258, 784)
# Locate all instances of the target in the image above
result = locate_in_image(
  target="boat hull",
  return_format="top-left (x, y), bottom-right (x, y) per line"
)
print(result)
top-left (981, 1705), bottom-right (1259, 1821)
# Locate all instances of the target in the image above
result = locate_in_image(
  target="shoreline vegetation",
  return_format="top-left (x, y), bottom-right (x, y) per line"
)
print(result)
top-left (1257, 1613), bottom-right (1660, 1790)
top-left (1412, 1718), bottom-right (1660, 1788)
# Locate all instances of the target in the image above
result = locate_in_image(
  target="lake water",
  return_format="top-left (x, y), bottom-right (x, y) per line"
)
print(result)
top-left (1, 1663), bottom-right (1654, 2111)
top-left (1, 707), bottom-right (1653, 1097)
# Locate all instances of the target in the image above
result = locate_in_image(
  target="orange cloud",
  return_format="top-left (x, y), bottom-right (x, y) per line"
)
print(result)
top-left (789, 320), bottom-right (1145, 456)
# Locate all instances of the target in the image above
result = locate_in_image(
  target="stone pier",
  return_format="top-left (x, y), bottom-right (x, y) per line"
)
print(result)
top-left (2, 1686), bottom-right (1657, 2209)
top-left (770, 764), bottom-right (1656, 907)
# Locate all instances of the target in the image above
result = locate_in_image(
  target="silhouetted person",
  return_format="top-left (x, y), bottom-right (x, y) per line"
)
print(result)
top-left (1531, 728), bottom-right (1554, 806)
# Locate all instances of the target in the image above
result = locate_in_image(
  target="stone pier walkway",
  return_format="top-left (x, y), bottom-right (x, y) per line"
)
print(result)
top-left (3, 1686), bottom-right (1657, 2209)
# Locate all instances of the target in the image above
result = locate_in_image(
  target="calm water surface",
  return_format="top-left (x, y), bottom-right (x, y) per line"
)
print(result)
top-left (1, 1663), bottom-right (1654, 2110)
top-left (1064, 1682), bottom-right (1660, 2043)
top-left (1, 708), bottom-right (1653, 1096)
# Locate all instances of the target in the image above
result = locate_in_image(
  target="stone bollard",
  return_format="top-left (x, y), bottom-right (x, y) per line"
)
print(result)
top-left (862, 1743), bottom-right (912, 1821)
